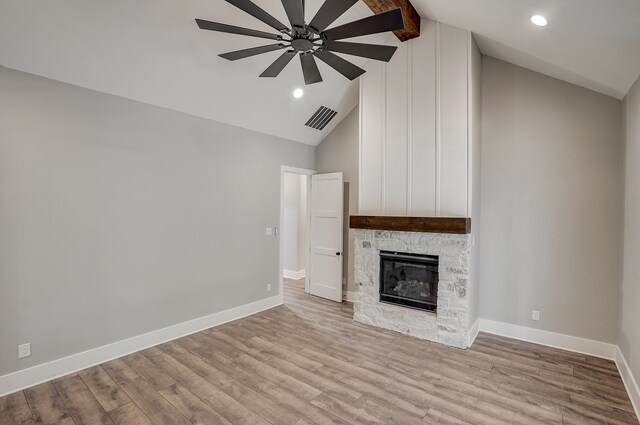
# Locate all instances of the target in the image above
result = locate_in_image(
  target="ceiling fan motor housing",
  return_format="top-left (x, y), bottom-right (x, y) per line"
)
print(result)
top-left (291, 37), bottom-right (315, 53)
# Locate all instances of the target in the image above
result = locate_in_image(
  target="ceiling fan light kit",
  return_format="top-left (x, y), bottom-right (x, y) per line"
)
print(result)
top-left (195, 0), bottom-right (405, 84)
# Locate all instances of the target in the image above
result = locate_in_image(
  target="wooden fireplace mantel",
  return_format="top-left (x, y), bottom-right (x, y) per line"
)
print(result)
top-left (349, 216), bottom-right (471, 234)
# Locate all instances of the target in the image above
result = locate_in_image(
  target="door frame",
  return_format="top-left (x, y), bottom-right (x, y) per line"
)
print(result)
top-left (278, 165), bottom-right (316, 304)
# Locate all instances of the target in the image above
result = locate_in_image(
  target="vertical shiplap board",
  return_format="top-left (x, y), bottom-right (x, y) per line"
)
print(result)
top-left (410, 20), bottom-right (437, 216)
top-left (359, 61), bottom-right (385, 214)
top-left (438, 23), bottom-right (469, 216)
top-left (384, 41), bottom-right (409, 215)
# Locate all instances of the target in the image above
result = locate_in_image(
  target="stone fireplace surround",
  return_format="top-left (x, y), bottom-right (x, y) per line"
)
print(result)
top-left (352, 219), bottom-right (473, 349)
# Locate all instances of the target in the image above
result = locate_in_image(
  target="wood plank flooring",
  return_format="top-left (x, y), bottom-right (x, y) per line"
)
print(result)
top-left (1, 279), bottom-right (638, 425)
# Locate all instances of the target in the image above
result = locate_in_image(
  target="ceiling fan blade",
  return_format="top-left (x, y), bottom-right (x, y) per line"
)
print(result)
top-left (260, 50), bottom-right (296, 77)
top-left (314, 50), bottom-right (365, 80)
top-left (196, 19), bottom-right (281, 40)
top-left (226, 0), bottom-right (290, 32)
top-left (325, 40), bottom-right (397, 62)
top-left (322, 8), bottom-right (404, 41)
top-left (219, 44), bottom-right (284, 61)
top-left (281, 0), bottom-right (305, 28)
top-left (300, 53), bottom-right (323, 84)
top-left (308, 0), bottom-right (358, 33)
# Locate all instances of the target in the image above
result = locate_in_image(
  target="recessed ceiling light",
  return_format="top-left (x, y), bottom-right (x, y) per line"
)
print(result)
top-left (293, 88), bottom-right (304, 98)
top-left (531, 15), bottom-right (548, 27)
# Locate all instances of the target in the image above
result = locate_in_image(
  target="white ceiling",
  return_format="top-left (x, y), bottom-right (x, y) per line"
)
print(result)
top-left (0, 0), bottom-right (385, 145)
top-left (412, 0), bottom-right (640, 100)
top-left (1, 1), bottom-right (639, 146)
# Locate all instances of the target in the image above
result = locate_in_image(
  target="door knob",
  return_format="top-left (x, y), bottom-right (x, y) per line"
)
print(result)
top-left (336, 252), bottom-right (341, 256)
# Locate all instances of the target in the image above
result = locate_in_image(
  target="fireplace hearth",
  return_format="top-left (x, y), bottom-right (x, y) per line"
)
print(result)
top-left (352, 228), bottom-right (472, 348)
top-left (379, 251), bottom-right (438, 312)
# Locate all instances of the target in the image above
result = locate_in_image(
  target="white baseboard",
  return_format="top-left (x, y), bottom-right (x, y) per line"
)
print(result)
top-left (343, 291), bottom-right (356, 302)
top-left (615, 347), bottom-right (640, 420)
top-left (283, 269), bottom-right (306, 280)
top-left (478, 318), bottom-right (617, 360)
top-left (0, 295), bottom-right (281, 397)
top-left (468, 318), bottom-right (480, 348)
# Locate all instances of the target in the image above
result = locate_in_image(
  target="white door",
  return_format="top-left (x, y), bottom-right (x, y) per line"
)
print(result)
top-left (309, 172), bottom-right (343, 302)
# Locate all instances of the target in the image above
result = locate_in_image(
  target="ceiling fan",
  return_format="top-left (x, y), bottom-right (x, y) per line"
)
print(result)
top-left (195, 0), bottom-right (405, 84)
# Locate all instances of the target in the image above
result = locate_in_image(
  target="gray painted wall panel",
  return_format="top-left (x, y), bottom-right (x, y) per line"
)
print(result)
top-left (479, 57), bottom-right (624, 343)
top-left (621, 73), bottom-right (640, 381)
top-left (0, 66), bottom-right (315, 376)
top-left (468, 38), bottom-right (482, 329)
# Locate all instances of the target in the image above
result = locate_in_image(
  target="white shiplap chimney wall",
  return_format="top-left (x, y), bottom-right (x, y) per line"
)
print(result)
top-left (358, 20), bottom-right (481, 218)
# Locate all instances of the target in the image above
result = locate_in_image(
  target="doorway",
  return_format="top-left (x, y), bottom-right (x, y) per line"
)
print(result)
top-left (279, 166), bottom-right (344, 304)
top-left (283, 172), bottom-right (308, 282)
top-left (279, 166), bottom-right (314, 303)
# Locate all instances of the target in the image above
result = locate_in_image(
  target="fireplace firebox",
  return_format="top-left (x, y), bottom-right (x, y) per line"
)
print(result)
top-left (379, 251), bottom-right (439, 312)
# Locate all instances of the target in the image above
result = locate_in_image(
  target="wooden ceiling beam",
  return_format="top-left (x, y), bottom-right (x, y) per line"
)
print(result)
top-left (361, 0), bottom-right (421, 41)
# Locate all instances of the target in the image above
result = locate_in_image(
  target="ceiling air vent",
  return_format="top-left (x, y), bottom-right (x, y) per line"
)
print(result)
top-left (305, 106), bottom-right (337, 131)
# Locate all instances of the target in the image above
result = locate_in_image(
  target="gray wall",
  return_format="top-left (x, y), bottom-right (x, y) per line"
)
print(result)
top-left (468, 39), bottom-right (482, 329)
top-left (282, 173), bottom-right (306, 274)
top-left (479, 57), bottom-right (624, 343)
top-left (298, 176), bottom-right (308, 275)
top-left (0, 66), bottom-right (315, 376)
top-left (316, 106), bottom-right (359, 293)
top-left (620, 73), bottom-right (640, 381)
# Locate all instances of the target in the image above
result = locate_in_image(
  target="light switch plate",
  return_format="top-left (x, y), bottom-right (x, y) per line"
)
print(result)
top-left (265, 227), bottom-right (273, 236)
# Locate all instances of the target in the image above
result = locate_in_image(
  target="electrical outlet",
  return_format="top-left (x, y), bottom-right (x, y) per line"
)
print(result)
top-left (267, 283), bottom-right (272, 292)
top-left (265, 227), bottom-right (273, 236)
top-left (532, 310), bottom-right (540, 321)
top-left (18, 343), bottom-right (31, 359)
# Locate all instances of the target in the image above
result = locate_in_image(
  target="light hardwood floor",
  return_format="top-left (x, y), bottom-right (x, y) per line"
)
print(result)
top-left (1, 278), bottom-right (638, 425)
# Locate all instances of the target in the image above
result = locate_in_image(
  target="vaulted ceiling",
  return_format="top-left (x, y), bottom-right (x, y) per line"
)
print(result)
top-left (414, 0), bottom-right (640, 100)
top-left (1, 0), bottom-right (639, 145)
top-left (0, 0), bottom-right (378, 145)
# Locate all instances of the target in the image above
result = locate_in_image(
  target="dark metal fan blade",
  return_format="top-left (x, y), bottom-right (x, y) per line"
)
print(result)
top-left (281, 0), bottom-right (305, 28)
top-left (308, 0), bottom-right (358, 33)
top-left (219, 44), bottom-right (284, 61)
top-left (226, 0), bottom-right (289, 32)
top-left (325, 40), bottom-right (397, 62)
top-left (260, 50), bottom-right (296, 77)
top-left (322, 8), bottom-right (404, 41)
top-left (196, 19), bottom-right (281, 40)
top-left (314, 50), bottom-right (365, 80)
top-left (300, 53), bottom-right (323, 85)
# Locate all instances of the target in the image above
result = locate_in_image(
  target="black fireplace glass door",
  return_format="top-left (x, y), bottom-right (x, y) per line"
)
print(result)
top-left (379, 251), bottom-right (438, 311)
